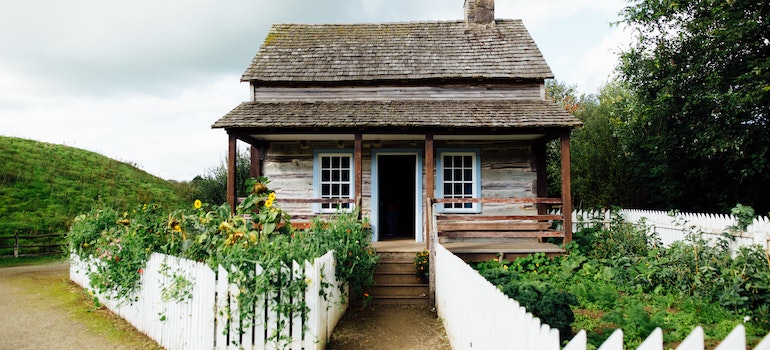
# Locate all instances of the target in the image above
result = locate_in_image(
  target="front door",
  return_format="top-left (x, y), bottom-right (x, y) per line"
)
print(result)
top-left (372, 151), bottom-right (422, 241)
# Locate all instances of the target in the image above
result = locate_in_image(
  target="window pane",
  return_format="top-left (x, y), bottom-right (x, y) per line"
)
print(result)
top-left (464, 183), bottom-right (473, 195)
top-left (444, 183), bottom-right (452, 195)
top-left (319, 154), bottom-right (353, 211)
top-left (464, 169), bottom-right (472, 181)
top-left (463, 156), bottom-right (472, 168)
top-left (444, 156), bottom-right (453, 167)
top-left (454, 183), bottom-right (463, 195)
top-left (454, 169), bottom-right (463, 181)
top-left (444, 169), bottom-right (452, 180)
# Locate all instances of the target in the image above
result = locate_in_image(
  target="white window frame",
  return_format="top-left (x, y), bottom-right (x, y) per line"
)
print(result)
top-left (313, 150), bottom-right (355, 213)
top-left (437, 149), bottom-right (481, 213)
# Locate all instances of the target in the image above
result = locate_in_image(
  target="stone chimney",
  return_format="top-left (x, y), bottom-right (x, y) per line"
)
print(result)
top-left (464, 0), bottom-right (495, 28)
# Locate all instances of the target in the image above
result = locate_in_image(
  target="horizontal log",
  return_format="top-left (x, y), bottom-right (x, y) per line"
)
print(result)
top-left (280, 198), bottom-right (356, 204)
top-left (237, 197), bottom-right (355, 204)
top-left (439, 231), bottom-right (564, 238)
top-left (438, 221), bottom-right (552, 231)
top-left (432, 197), bottom-right (562, 204)
top-left (435, 215), bottom-right (563, 221)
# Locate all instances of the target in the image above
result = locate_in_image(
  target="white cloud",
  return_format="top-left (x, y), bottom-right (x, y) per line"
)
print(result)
top-left (0, 0), bottom-right (633, 181)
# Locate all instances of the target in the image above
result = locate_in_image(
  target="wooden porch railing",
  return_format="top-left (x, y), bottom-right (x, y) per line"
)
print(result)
top-left (430, 197), bottom-right (566, 240)
top-left (237, 197), bottom-right (359, 229)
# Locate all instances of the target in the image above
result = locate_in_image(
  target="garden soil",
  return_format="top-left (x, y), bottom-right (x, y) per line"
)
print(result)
top-left (0, 261), bottom-right (451, 350)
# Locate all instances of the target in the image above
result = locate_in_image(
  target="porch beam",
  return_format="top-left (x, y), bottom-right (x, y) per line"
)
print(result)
top-left (354, 133), bottom-right (363, 212)
top-left (560, 132), bottom-right (573, 243)
top-left (227, 133), bottom-right (237, 213)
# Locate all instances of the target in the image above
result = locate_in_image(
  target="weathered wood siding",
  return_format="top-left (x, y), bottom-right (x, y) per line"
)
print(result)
top-left (263, 141), bottom-right (373, 218)
top-left (253, 84), bottom-right (544, 102)
top-left (263, 140), bottom-right (537, 221)
top-left (435, 140), bottom-right (537, 216)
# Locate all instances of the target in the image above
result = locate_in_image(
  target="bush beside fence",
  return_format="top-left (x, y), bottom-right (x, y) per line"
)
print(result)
top-left (70, 250), bottom-right (346, 350)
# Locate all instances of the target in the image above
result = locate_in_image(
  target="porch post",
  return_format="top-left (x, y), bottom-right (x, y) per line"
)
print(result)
top-left (534, 141), bottom-right (548, 215)
top-left (424, 134), bottom-right (435, 245)
top-left (227, 133), bottom-right (237, 213)
top-left (425, 133), bottom-right (436, 307)
top-left (250, 144), bottom-right (261, 179)
top-left (354, 133), bottom-right (363, 217)
top-left (560, 132), bottom-right (573, 243)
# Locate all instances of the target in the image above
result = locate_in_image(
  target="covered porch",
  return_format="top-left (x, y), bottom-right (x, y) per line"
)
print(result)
top-left (223, 129), bottom-right (574, 253)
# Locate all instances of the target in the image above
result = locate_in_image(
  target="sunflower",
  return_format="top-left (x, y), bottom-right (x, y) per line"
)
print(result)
top-left (193, 199), bottom-right (202, 209)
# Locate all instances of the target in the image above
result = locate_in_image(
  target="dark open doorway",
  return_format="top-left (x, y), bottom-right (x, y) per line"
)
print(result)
top-left (377, 155), bottom-right (416, 240)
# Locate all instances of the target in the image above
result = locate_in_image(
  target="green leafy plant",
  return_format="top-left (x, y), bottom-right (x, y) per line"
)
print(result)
top-left (730, 204), bottom-right (756, 231)
top-left (67, 176), bottom-right (378, 347)
top-left (414, 250), bottom-right (429, 281)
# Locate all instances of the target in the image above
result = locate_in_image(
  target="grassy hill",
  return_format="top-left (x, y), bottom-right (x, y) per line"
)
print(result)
top-left (0, 136), bottom-right (188, 241)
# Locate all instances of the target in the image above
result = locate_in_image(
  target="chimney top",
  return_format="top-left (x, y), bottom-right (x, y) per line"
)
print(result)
top-left (464, 0), bottom-right (495, 29)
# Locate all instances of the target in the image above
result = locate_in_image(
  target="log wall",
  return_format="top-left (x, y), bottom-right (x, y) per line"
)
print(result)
top-left (262, 140), bottom-right (537, 221)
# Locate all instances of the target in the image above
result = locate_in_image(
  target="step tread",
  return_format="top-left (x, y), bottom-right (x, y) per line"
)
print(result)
top-left (372, 295), bottom-right (429, 299)
top-left (374, 271), bottom-right (416, 275)
top-left (372, 283), bottom-right (428, 287)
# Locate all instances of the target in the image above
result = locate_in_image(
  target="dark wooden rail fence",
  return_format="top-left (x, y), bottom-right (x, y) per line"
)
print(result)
top-left (0, 232), bottom-right (66, 258)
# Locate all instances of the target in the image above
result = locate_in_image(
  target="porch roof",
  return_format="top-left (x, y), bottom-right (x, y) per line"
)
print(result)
top-left (242, 20), bottom-right (553, 83)
top-left (211, 99), bottom-right (582, 131)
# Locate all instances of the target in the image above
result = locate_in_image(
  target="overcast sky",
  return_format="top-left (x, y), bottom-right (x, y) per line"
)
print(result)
top-left (0, 0), bottom-right (631, 181)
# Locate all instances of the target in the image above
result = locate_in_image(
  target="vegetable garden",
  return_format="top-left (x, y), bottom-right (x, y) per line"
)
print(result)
top-left (474, 210), bottom-right (770, 348)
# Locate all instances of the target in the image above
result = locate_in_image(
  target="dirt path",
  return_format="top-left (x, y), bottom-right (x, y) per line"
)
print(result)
top-left (328, 304), bottom-right (451, 350)
top-left (0, 260), bottom-right (160, 350)
top-left (0, 261), bottom-right (451, 350)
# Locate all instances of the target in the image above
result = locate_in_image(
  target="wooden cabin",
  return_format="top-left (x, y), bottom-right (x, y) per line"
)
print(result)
top-left (212, 0), bottom-right (582, 262)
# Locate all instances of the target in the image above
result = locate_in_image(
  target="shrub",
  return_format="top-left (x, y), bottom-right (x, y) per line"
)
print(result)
top-left (67, 176), bottom-right (378, 344)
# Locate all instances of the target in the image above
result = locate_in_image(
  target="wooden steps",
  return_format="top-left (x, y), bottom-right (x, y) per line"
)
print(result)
top-left (366, 252), bottom-right (429, 305)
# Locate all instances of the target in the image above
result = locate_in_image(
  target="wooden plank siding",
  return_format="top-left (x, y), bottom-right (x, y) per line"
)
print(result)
top-left (259, 139), bottom-right (542, 237)
top-left (252, 84), bottom-right (544, 102)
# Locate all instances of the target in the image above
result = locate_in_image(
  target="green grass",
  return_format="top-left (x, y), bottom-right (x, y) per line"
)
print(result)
top-left (0, 136), bottom-right (188, 242)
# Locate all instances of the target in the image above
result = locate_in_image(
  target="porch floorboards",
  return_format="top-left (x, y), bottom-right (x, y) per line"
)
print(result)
top-left (372, 239), bottom-right (564, 262)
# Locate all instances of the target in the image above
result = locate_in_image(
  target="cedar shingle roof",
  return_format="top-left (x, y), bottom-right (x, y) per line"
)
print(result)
top-left (241, 20), bottom-right (553, 83)
top-left (212, 100), bottom-right (581, 130)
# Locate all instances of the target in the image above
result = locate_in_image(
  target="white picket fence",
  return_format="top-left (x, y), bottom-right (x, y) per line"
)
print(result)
top-left (434, 243), bottom-right (561, 349)
top-left (565, 209), bottom-right (770, 251)
top-left (70, 251), bottom-right (346, 350)
top-left (434, 242), bottom-right (770, 350)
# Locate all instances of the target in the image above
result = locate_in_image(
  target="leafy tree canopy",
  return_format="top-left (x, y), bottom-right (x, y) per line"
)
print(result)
top-left (619, 0), bottom-right (770, 213)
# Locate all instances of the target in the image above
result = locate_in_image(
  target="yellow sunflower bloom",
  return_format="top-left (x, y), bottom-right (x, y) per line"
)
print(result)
top-left (268, 192), bottom-right (276, 201)
top-left (194, 199), bottom-right (202, 209)
top-left (264, 199), bottom-right (274, 208)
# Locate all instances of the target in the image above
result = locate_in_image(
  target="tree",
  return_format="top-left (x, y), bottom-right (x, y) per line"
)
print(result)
top-left (546, 80), bottom-right (639, 208)
top-left (190, 148), bottom-right (251, 205)
top-left (619, 0), bottom-right (770, 213)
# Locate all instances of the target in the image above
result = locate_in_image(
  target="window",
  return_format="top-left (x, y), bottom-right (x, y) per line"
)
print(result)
top-left (438, 150), bottom-right (480, 212)
top-left (315, 152), bottom-right (354, 212)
